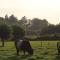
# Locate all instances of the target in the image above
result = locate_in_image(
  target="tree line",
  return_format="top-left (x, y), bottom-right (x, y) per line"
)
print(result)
top-left (39, 24), bottom-right (60, 40)
top-left (0, 14), bottom-right (60, 45)
top-left (0, 14), bottom-right (49, 37)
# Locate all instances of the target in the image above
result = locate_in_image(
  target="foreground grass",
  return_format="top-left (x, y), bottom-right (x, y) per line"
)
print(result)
top-left (0, 41), bottom-right (59, 60)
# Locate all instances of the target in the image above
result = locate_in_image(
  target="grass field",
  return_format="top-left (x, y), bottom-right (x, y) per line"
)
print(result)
top-left (0, 41), bottom-right (59, 60)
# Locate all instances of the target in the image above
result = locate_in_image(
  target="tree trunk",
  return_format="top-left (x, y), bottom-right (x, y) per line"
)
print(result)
top-left (2, 40), bottom-right (4, 47)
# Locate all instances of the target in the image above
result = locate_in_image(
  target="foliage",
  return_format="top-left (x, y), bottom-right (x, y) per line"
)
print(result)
top-left (5, 14), bottom-right (18, 25)
top-left (12, 25), bottom-right (25, 40)
top-left (0, 14), bottom-right (60, 40)
top-left (30, 18), bottom-right (48, 31)
top-left (40, 24), bottom-right (60, 39)
top-left (0, 23), bottom-right (12, 40)
top-left (0, 23), bottom-right (12, 47)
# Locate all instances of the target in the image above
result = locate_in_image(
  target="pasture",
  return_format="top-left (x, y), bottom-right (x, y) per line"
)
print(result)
top-left (0, 41), bottom-right (59, 60)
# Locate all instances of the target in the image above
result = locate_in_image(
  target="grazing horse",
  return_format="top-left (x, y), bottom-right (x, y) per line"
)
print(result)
top-left (15, 40), bottom-right (33, 56)
top-left (57, 42), bottom-right (60, 55)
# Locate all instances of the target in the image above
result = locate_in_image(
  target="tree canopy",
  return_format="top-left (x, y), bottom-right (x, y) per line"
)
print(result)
top-left (0, 23), bottom-right (12, 46)
top-left (12, 25), bottom-right (25, 41)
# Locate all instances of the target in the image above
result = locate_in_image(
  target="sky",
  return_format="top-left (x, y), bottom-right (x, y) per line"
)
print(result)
top-left (0, 0), bottom-right (60, 24)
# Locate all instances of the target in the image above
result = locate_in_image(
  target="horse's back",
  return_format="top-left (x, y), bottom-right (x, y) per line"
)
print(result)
top-left (16, 40), bottom-right (23, 49)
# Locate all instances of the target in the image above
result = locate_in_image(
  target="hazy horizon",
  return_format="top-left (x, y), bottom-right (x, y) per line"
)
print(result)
top-left (0, 0), bottom-right (60, 24)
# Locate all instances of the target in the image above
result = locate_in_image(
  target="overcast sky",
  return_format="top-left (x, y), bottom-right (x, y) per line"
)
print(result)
top-left (0, 0), bottom-right (60, 24)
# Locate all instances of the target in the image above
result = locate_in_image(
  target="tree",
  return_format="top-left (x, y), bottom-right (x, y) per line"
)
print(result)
top-left (31, 18), bottom-right (48, 30)
top-left (0, 23), bottom-right (12, 47)
top-left (5, 14), bottom-right (9, 23)
top-left (12, 25), bottom-right (25, 41)
top-left (20, 16), bottom-right (27, 24)
top-left (28, 18), bottom-right (48, 36)
top-left (42, 19), bottom-right (48, 28)
top-left (8, 14), bottom-right (18, 25)
top-left (55, 24), bottom-right (60, 33)
top-left (0, 17), bottom-right (4, 23)
top-left (40, 24), bottom-right (55, 35)
top-left (18, 16), bottom-right (27, 29)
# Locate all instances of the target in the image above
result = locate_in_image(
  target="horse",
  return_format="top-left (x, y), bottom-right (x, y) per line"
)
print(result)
top-left (14, 40), bottom-right (33, 56)
top-left (57, 42), bottom-right (60, 55)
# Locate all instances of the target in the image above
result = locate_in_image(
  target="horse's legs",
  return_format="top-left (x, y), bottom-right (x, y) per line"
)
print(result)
top-left (24, 50), bottom-right (25, 55)
top-left (16, 49), bottom-right (19, 56)
top-left (58, 50), bottom-right (60, 56)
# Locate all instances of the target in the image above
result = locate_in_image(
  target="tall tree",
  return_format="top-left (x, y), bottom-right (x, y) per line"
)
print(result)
top-left (40, 24), bottom-right (55, 35)
top-left (0, 23), bottom-right (12, 47)
top-left (5, 14), bottom-right (9, 23)
top-left (12, 25), bottom-right (25, 41)
top-left (55, 24), bottom-right (60, 34)
top-left (0, 17), bottom-right (4, 23)
top-left (18, 16), bottom-right (27, 29)
top-left (28, 18), bottom-right (48, 36)
top-left (8, 14), bottom-right (18, 25)
top-left (30, 18), bottom-right (48, 31)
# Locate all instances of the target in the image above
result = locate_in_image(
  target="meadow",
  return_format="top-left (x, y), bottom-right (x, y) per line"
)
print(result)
top-left (0, 41), bottom-right (59, 60)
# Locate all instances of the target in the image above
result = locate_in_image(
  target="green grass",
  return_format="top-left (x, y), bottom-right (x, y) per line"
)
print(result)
top-left (0, 41), bottom-right (59, 60)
